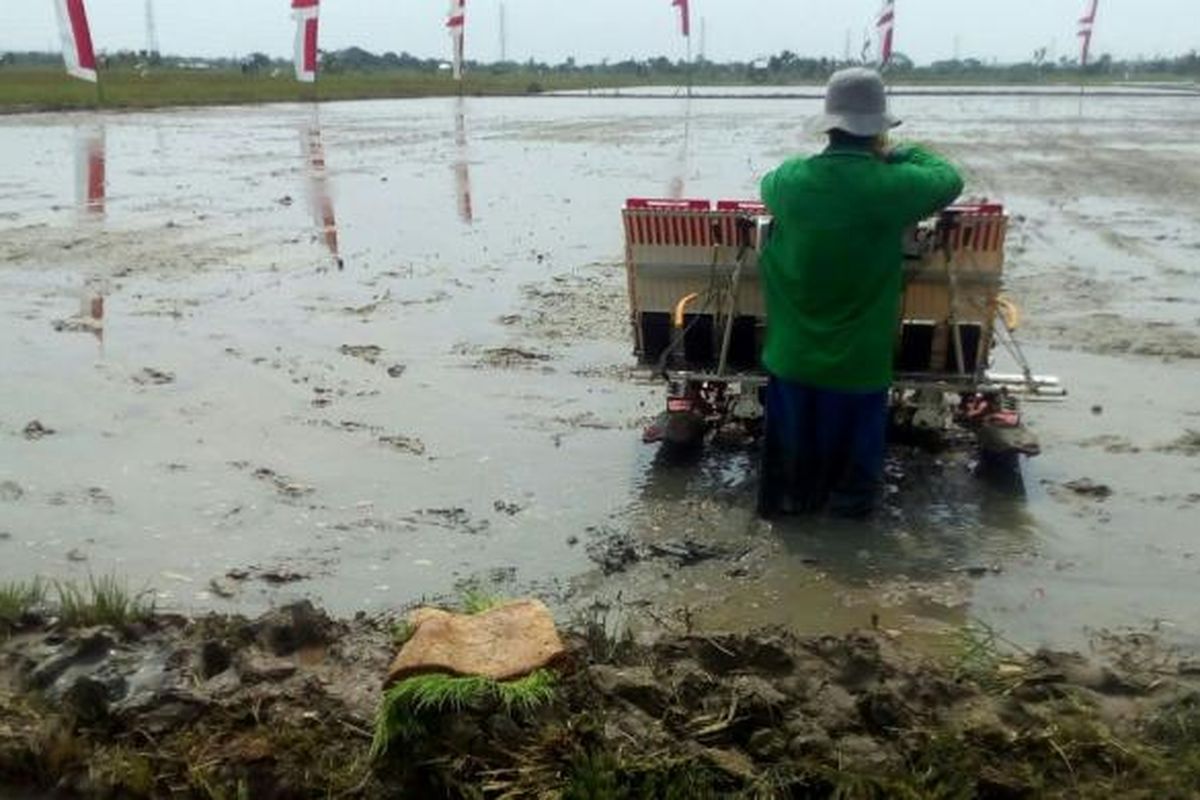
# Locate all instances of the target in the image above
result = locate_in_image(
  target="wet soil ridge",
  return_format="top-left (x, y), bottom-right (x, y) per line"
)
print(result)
top-left (3, 606), bottom-right (1200, 798)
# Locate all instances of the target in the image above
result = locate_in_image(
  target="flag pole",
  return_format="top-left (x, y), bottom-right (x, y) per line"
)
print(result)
top-left (671, 0), bottom-right (692, 98)
top-left (312, 10), bottom-right (320, 104)
top-left (1076, 0), bottom-right (1098, 116)
top-left (686, 31), bottom-right (693, 98)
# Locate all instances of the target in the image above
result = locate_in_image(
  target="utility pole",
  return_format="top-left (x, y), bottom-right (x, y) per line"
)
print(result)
top-left (843, 29), bottom-right (851, 64)
top-left (499, 3), bottom-right (508, 63)
top-left (145, 0), bottom-right (160, 59)
top-left (699, 17), bottom-right (706, 62)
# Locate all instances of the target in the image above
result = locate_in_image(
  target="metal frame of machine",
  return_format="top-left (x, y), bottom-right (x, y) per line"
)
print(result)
top-left (621, 196), bottom-right (1064, 468)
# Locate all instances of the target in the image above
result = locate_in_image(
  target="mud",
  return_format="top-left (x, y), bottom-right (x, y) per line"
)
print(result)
top-left (3, 606), bottom-right (1200, 797)
top-left (1, 94), bottom-right (1199, 657)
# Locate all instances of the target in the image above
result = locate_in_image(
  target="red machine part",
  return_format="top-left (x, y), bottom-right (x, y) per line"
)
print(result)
top-left (625, 198), bottom-right (711, 210)
top-left (715, 200), bottom-right (767, 213)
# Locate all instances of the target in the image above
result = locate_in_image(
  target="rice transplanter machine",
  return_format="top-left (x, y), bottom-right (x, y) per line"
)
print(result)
top-left (621, 197), bottom-right (1064, 471)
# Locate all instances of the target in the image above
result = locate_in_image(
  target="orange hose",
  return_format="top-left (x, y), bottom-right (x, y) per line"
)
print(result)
top-left (673, 292), bottom-right (701, 329)
top-left (997, 295), bottom-right (1022, 331)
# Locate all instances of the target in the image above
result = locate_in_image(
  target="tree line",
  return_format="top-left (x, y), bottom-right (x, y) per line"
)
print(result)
top-left (3, 47), bottom-right (1199, 81)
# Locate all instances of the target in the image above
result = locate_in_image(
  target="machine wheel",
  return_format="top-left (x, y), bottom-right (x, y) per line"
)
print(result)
top-left (660, 410), bottom-right (707, 454)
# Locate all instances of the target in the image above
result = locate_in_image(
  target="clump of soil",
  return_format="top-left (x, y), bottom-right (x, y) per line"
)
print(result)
top-left (131, 367), bottom-right (175, 386)
top-left (22, 420), bottom-right (55, 441)
top-left (477, 346), bottom-right (553, 369)
top-left (378, 435), bottom-right (426, 456)
top-left (339, 344), bottom-right (384, 364)
top-left (1, 606), bottom-right (1199, 798)
top-left (1158, 429), bottom-right (1200, 457)
top-left (586, 531), bottom-right (735, 574)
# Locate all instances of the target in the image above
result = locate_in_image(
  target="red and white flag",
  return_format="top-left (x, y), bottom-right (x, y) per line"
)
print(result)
top-left (292, 0), bottom-right (320, 83)
top-left (876, 0), bottom-right (895, 67)
top-left (1078, 0), bottom-right (1099, 67)
top-left (447, 0), bottom-right (466, 81)
top-left (53, 0), bottom-right (98, 83)
top-left (671, 0), bottom-right (690, 38)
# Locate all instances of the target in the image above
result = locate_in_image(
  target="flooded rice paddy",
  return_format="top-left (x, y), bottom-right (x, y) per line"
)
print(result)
top-left (1, 91), bottom-right (1198, 653)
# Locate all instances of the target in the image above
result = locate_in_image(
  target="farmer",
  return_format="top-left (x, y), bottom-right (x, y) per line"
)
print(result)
top-left (757, 67), bottom-right (963, 518)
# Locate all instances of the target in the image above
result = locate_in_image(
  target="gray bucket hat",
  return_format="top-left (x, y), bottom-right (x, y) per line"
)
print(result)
top-left (811, 67), bottom-right (901, 137)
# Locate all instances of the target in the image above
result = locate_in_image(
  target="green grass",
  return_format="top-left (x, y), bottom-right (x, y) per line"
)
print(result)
top-left (949, 620), bottom-right (1029, 695)
top-left (563, 750), bottom-right (719, 800)
top-left (0, 579), bottom-right (46, 635)
top-left (0, 67), bottom-right (655, 113)
top-left (459, 587), bottom-right (503, 616)
top-left (54, 574), bottom-right (155, 628)
top-left (573, 601), bottom-right (635, 665)
top-left (370, 668), bottom-right (557, 761)
top-left (388, 618), bottom-right (415, 648)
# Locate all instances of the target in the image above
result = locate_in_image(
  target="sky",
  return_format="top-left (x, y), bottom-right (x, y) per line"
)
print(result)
top-left (2, 1), bottom-right (1196, 66)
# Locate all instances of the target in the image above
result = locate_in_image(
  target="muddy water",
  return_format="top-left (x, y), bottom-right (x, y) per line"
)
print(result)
top-left (1, 93), bottom-right (1198, 652)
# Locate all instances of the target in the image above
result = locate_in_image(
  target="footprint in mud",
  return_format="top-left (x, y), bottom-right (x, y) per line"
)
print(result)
top-left (457, 344), bottom-right (555, 371)
top-left (337, 344), bottom-right (405, 378)
top-left (302, 419), bottom-right (426, 456)
top-left (132, 367), bottom-right (175, 386)
top-left (46, 487), bottom-right (115, 513)
top-left (304, 419), bottom-right (383, 435)
top-left (1058, 478), bottom-right (1114, 499)
top-left (341, 291), bottom-right (391, 317)
top-left (1078, 434), bottom-right (1141, 454)
top-left (378, 435), bottom-right (427, 456)
top-left (411, 507), bottom-right (490, 535)
top-left (231, 464), bottom-right (315, 499)
top-left (311, 387), bottom-right (335, 408)
top-left (395, 290), bottom-right (451, 308)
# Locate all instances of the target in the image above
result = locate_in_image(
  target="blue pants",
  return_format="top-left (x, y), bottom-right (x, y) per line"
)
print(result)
top-left (758, 377), bottom-right (887, 518)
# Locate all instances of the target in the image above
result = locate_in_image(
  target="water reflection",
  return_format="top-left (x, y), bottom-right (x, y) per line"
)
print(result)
top-left (68, 125), bottom-right (108, 353)
top-left (666, 96), bottom-right (693, 199)
top-left (453, 97), bottom-right (474, 224)
top-left (301, 112), bottom-right (343, 270)
top-left (75, 125), bottom-right (105, 216)
top-left (81, 281), bottom-right (105, 348)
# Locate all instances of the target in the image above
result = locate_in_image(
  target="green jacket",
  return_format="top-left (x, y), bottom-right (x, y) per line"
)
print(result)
top-left (759, 144), bottom-right (964, 391)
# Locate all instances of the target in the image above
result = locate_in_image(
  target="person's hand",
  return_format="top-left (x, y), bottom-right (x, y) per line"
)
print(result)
top-left (872, 133), bottom-right (890, 159)
top-left (882, 143), bottom-right (915, 164)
